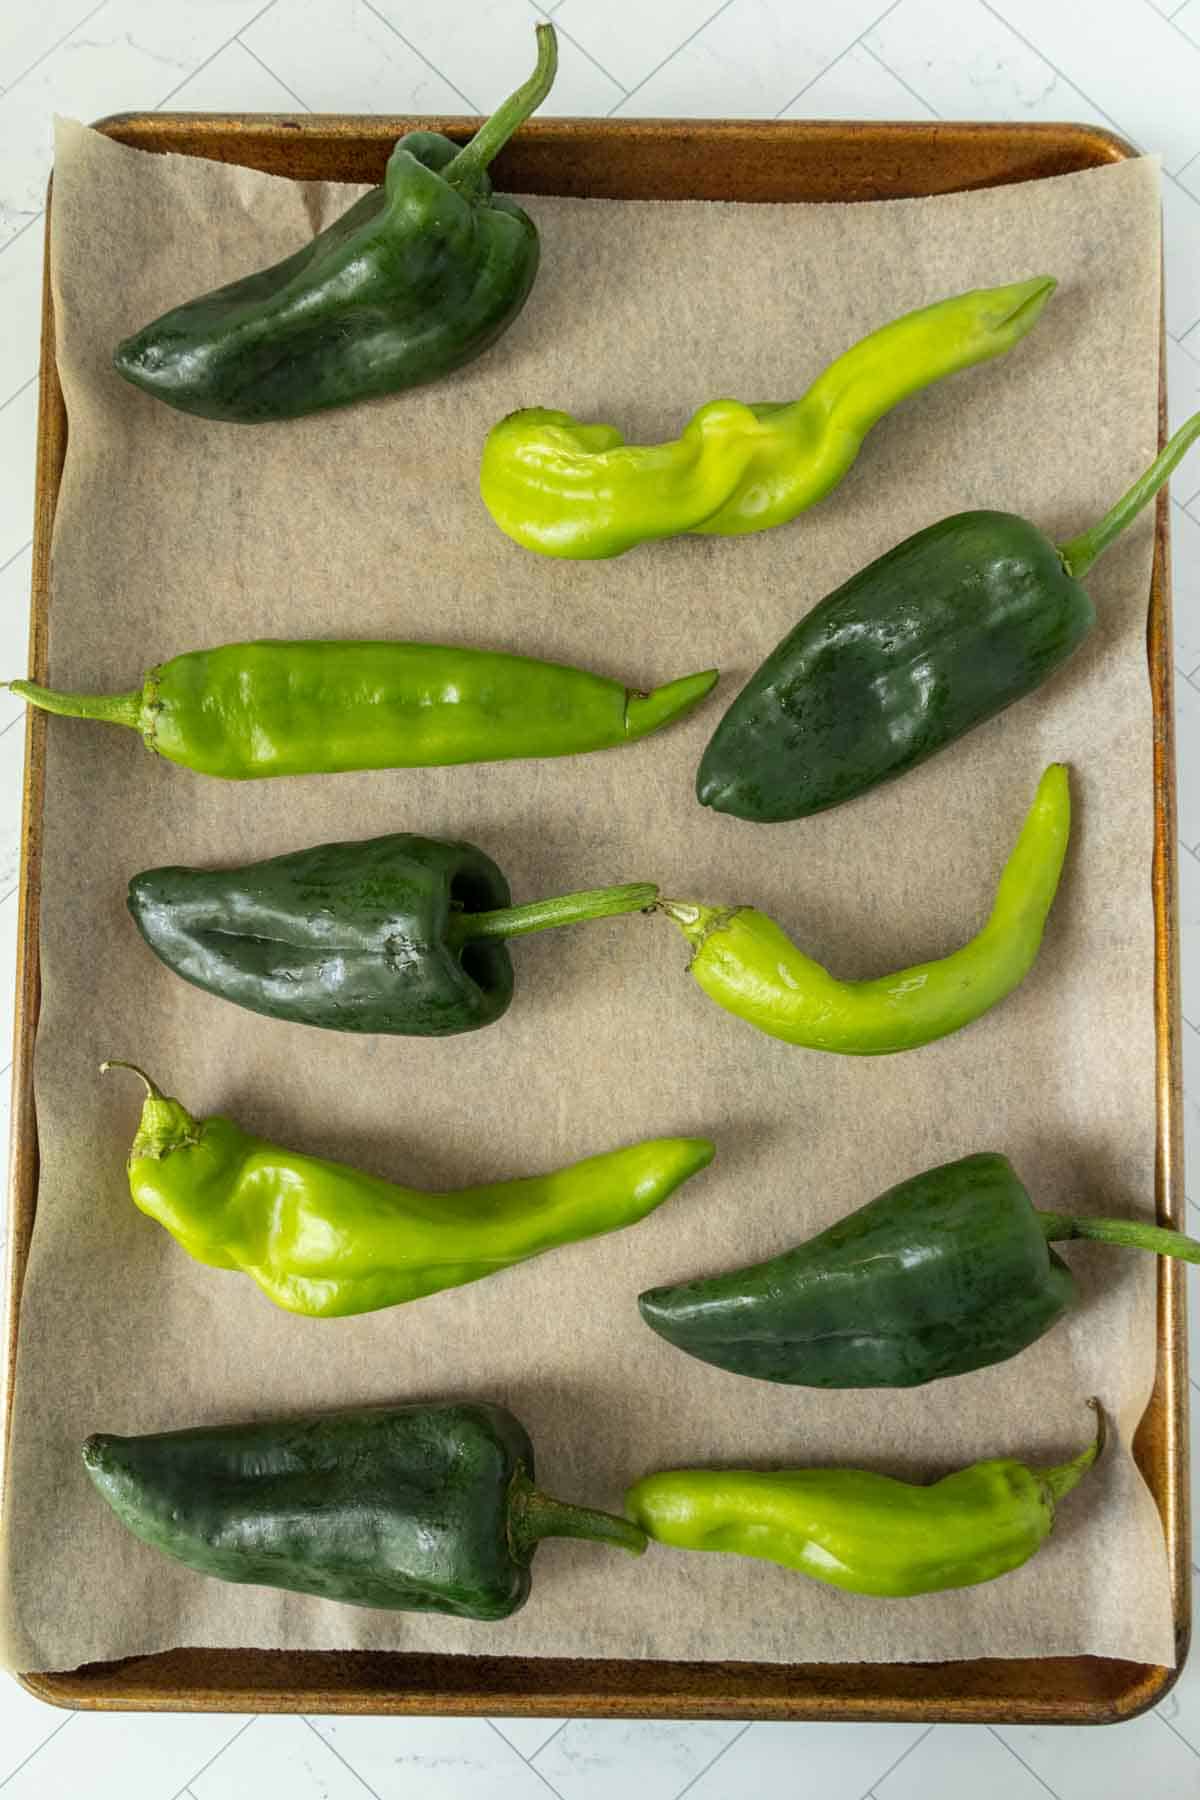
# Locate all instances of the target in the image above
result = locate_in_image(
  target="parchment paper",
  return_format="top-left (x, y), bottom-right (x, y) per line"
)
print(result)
top-left (0, 120), bottom-right (1172, 1672)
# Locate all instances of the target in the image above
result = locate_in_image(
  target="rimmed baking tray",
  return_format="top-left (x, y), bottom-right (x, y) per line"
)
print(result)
top-left (3, 113), bottom-right (1188, 1722)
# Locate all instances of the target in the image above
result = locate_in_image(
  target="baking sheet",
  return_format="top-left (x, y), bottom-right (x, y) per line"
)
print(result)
top-left (0, 120), bottom-right (1172, 1671)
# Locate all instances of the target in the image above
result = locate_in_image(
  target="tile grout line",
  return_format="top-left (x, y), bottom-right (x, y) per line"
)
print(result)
top-left (235, 35), bottom-right (313, 112)
top-left (852, 1721), bottom-right (936, 1796)
top-left (358, 0), bottom-right (479, 114)
top-left (607, 0), bottom-right (738, 114)
top-left (978, 0), bottom-right (1146, 148)
top-left (2, 0), bottom-right (109, 96)
top-left (302, 1717), bottom-right (387, 1800)
top-left (669, 1721), bottom-right (753, 1800)
top-left (0, 215), bottom-right (43, 262)
top-left (770, 0), bottom-right (909, 119)
top-left (155, 0), bottom-right (282, 111)
top-left (0, 1712), bottom-right (73, 1793)
top-left (483, 1717), bottom-right (568, 1798)
top-left (0, 375), bottom-right (36, 418)
top-left (164, 1716), bottom-right (258, 1800)
top-left (523, 1717), bottom-right (569, 1760)
top-left (1159, 0), bottom-right (1200, 51)
top-left (988, 1724), bottom-right (1060, 1796)
top-left (0, 539), bottom-right (32, 580)
top-left (859, 36), bottom-right (942, 116)
top-left (1156, 1709), bottom-right (1200, 1760)
top-left (537, 18), bottom-right (627, 97)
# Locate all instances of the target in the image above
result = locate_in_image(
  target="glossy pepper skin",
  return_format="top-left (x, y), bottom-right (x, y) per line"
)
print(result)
top-left (658, 763), bottom-right (1068, 1055)
top-left (103, 1062), bottom-right (714, 1317)
top-left (641, 1153), bottom-right (1079, 1387)
top-left (698, 409), bottom-right (1200, 820)
top-left (7, 640), bottom-right (717, 779)
top-left (479, 277), bottom-right (1055, 558)
top-left (624, 1404), bottom-right (1103, 1598)
top-left (128, 832), bottom-right (658, 1038)
top-left (84, 1401), bottom-right (645, 1619)
top-left (113, 27), bottom-right (558, 422)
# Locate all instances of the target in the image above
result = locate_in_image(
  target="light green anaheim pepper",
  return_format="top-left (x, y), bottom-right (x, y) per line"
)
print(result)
top-left (624, 1402), bottom-right (1104, 1598)
top-left (479, 277), bottom-right (1056, 559)
top-left (657, 763), bottom-right (1069, 1055)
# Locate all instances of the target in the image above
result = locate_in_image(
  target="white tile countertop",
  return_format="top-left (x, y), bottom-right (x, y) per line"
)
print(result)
top-left (3, 2), bottom-right (1200, 1795)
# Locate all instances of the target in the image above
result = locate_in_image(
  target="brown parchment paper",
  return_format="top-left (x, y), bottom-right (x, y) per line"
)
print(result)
top-left (0, 120), bottom-right (1172, 1672)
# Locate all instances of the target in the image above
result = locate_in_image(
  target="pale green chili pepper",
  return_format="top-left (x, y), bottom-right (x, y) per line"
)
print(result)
top-left (479, 276), bottom-right (1056, 559)
top-left (656, 763), bottom-right (1069, 1055)
top-left (624, 1401), bottom-right (1103, 1598)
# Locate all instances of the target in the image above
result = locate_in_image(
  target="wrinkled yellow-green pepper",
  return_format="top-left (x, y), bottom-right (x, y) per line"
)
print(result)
top-left (479, 277), bottom-right (1055, 558)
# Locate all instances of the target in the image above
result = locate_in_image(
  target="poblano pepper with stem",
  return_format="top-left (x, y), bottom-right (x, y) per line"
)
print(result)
top-left (656, 762), bottom-right (1068, 1055)
top-left (698, 410), bottom-right (1200, 821)
top-left (128, 833), bottom-right (657, 1037)
top-left (85, 1400), bottom-right (645, 1619)
top-left (624, 1403), bottom-right (1104, 1598)
top-left (640, 1152), bottom-right (1200, 1388)
top-left (479, 276), bottom-right (1055, 558)
top-left (6, 639), bottom-right (717, 779)
top-left (114, 25), bottom-right (559, 422)
top-left (102, 1062), bottom-right (714, 1318)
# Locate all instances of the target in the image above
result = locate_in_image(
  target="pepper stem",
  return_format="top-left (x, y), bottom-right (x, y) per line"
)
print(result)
top-left (1039, 1210), bottom-right (1200, 1263)
top-left (507, 1468), bottom-right (646, 1563)
top-left (1037, 1400), bottom-right (1106, 1506)
top-left (6, 679), bottom-right (142, 729)
top-left (448, 881), bottom-right (658, 946)
top-left (443, 24), bottom-right (557, 191)
top-left (99, 1059), bottom-right (163, 1100)
top-left (1058, 409), bottom-right (1200, 579)
top-left (101, 1059), bottom-right (201, 1160)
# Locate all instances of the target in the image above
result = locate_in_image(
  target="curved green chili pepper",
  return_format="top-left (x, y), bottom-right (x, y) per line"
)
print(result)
top-left (102, 1062), bottom-right (714, 1317)
top-left (114, 25), bottom-right (559, 422)
top-left (639, 1150), bottom-right (1200, 1388)
top-left (479, 277), bottom-right (1055, 559)
top-left (624, 1402), bottom-right (1103, 1598)
top-left (657, 763), bottom-right (1068, 1054)
top-left (129, 832), bottom-right (658, 1037)
top-left (698, 410), bottom-right (1200, 821)
top-left (7, 640), bottom-right (718, 779)
top-left (85, 1400), bottom-right (645, 1620)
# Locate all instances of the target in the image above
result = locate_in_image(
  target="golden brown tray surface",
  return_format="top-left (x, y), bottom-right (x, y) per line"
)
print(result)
top-left (4, 112), bottom-right (1187, 1722)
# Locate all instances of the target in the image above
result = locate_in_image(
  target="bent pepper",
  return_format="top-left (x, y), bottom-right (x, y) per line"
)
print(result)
top-left (85, 1400), bottom-right (645, 1618)
top-left (129, 833), bottom-right (658, 1037)
top-left (657, 763), bottom-right (1068, 1055)
top-left (640, 1151), bottom-right (1200, 1387)
top-left (479, 277), bottom-right (1055, 558)
top-left (115, 26), bottom-right (558, 421)
top-left (624, 1404), bottom-right (1103, 1598)
top-left (6, 639), bottom-right (717, 779)
top-left (103, 1062), bottom-right (714, 1317)
top-left (698, 410), bottom-right (1200, 820)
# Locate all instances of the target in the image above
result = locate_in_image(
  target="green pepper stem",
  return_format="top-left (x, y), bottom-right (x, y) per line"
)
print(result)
top-left (99, 1059), bottom-right (163, 1100)
top-left (448, 881), bottom-right (658, 946)
top-left (1039, 1210), bottom-right (1200, 1263)
top-left (1058, 409), bottom-right (1200, 580)
top-left (6, 679), bottom-right (142, 729)
top-left (507, 1468), bottom-right (646, 1562)
top-left (1037, 1400), bottom-right (1106, 1506)
top-left (443, 24), bottom-right (557, 191)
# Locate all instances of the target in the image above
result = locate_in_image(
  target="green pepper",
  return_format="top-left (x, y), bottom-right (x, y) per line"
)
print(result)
top-left (84, 1399), bottom-right (645, 1619)
top-left (697, 410), bottom-right (1200, 820)
top-left (113, 26), bottom-right (558, 422)
top-left (656, 762), bottom-right (1067, 1055)
top-left (102, 1062), bottom-right (714, 1317)
top-left (640, 1150), bottom-right (1200, 1387)
top-left (6, 639), bottom-right (717, 779)
top-left (624, 1404), bottom-right (1103, 1598)
top-left (478, 277), bottom-right (1055, 559)
top-left (129, 832), bottom-right (658, 1037)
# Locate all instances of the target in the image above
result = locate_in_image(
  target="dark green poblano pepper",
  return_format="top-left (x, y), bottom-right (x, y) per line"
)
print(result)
top-left (639, 1152), bottom-right (1200, 1388)
top-left (127, 833), bottom-right (658, 1037)
top-left (113, 26), bottom-right (558, 422)
top-left (698, 409), bottom-right (1200, 820)
top-left (84, 1401), bottom-right (645, 1619)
